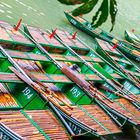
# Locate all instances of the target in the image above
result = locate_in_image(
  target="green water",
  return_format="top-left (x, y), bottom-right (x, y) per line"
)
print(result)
top-left (1, 0), bottom-right (140, 37)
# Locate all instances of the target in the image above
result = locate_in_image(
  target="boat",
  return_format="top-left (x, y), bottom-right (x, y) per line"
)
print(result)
top-left (124, 30), bottom-right (140, 48)
top-left (54, 29), bottom-right (140, 106)
top-left (94, 38), bottom-right (140, 83)
top-left (55, 29), bottom-right (140, 88)
top-left (64, 11), bottom-right (140, 62)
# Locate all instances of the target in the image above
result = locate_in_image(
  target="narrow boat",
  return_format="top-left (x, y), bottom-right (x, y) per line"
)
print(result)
top-left (0, 50), bottom-right (71, 140)
top-left (124, 30), bottom-right (140, 47)
top-left (64, 11), bottom-right (140, 62)
top-left (94, 38), bottom-right (140, 81)
top-left (55, 29), bottom-right (140, 89)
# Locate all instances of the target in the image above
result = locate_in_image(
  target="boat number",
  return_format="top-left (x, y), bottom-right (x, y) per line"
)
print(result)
top-left (69, 122), bottom-right (82, 135)
top-left (22, 87), bottom-right (33, 99)
top-left (0, 132), bottom-right (9, 140)
top-left (124, 82), bottom-right (131, 90)
top-left (70, 87), bottom-right (81, 98)
top-left (70, 19), bottom-right (77, 25)
top-left (136, 57), bottom-right (140, 61)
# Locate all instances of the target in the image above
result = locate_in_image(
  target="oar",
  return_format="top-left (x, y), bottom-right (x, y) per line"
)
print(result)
top-left (20, 27), bottom-right (138, 105)
top-left (9, 66), bottom-right (72, 116)
top-left (24, 69), bottom-right (73, 110)
top-left (89, 86), bottom-right (113, 103)
top-left (111, 79), bottom-right (140, 104)
top-left (122, 39), bottom-right (139, 48)
top-left (62, 29), bottom-right (140, 87)
top-left (49, 30), bottom-right (138, 96)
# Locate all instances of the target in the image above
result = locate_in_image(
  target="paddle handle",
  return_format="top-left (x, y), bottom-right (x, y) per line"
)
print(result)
top-left (31, 83), bottom-right (72, 116)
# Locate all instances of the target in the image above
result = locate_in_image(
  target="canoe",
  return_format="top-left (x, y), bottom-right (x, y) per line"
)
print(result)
top-left (124, 30), bottom-right (140, 48)
top-left (64, 11), bottom-right (140, 62)
top-left (94, 38), bottom-right (140, 80)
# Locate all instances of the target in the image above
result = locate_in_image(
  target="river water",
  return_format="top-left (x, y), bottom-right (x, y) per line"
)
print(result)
top-left (0, 0), bottom-right (140, 37)
top-left (0, 0), bottom-right (140, 140)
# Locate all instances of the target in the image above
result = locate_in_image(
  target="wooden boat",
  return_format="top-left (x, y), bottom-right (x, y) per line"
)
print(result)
top-left (0, 21), bottom-right (122, 139)
top-left (94, 38), bottom-right (140, 81)
top-left (0, 20), bottom-right (140, 139)
top-left (124, 30), bottom-right (140, 48)
top-left (64, 11), bottom-right (140, 62)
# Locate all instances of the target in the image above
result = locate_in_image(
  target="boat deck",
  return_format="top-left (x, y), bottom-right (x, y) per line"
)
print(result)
top-left (64, 105), bottom-right (121, 135)
top-left (0, 110), bottom-right (70, 140)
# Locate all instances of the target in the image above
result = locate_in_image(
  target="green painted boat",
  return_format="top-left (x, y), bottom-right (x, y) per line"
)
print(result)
top-left (0, 20), bottom-right (140, 139)
top-left (55, 29), bottom-right (140, 99)
top-left (94, 38), bottom-right (140, 82)
top-left (124, 30), bottom-right (140, 48)
top-left (64, 11), bottom-right (140, 62)
top-left (55, 29), bottom-right (140, 89)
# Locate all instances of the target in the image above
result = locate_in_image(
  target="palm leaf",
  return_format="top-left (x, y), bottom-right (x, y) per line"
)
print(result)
top-left (58, 0), bottom-right (118, 31)
top-left (92, 0), bottom-right (109, 28)
top-left (57, 0), bottom-right (88, 5)
top-left (110, 0), bottom-right (118, 31)
top-left (72, 0), bottom-right (99, 16)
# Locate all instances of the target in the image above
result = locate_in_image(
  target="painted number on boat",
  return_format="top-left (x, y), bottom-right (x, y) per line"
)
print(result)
top-left (0, 132), bottom-right (9, 140)
top-left (136, 57), bottom-right (140, 62)
top-left (70, 19), bottom-right (77, 25)
top-left (22, 87), bottom-right (33, 99)
top-left (69, 122), bottom-right (82, 135)
top-left (70, 87), bottom-right (81, 98)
